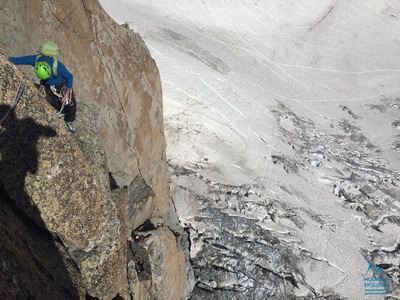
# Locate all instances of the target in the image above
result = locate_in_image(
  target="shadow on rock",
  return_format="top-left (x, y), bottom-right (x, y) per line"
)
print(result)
top-left (0, 104), bottom-right (80, 299)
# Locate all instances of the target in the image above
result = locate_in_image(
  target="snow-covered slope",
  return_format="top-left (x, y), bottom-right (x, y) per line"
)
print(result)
top-left (100, 1), bottom-right (400, 298)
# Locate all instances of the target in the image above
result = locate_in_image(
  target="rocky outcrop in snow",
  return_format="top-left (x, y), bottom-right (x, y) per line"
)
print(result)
top-left (170, 99), bottom-right (400, 299)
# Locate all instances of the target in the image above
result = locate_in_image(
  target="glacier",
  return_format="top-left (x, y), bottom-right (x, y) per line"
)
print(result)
top-left (100, 1), bottom-right (400, 298)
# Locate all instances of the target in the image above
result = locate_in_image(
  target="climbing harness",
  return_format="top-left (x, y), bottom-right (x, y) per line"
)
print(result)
top-left (50, 85), bottom-right (66, 99)
top-left (49, 85), bottom-right (73, 117)
top-left (0, 83), bottom-right (26, 126)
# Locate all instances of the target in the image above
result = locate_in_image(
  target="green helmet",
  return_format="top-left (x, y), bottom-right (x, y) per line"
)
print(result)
top-left (34, 61), bottom-right (51, 80)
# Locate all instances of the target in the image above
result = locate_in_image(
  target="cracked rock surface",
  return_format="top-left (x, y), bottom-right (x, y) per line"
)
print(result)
top-left (0, 0), bottom-right (192, 298)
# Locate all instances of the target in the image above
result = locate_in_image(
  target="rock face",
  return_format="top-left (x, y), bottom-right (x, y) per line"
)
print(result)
top-left (0, 1), bottom-right (192, 299)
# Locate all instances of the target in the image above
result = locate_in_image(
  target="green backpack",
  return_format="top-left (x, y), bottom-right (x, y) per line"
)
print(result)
top-left (36, 41), bottom-right (59, 76)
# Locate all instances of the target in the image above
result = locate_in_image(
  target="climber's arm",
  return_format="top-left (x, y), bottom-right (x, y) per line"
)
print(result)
top-left (8, 55), bottom-right (37, 66)
top-left (58, 62), bottom-right (73, 89)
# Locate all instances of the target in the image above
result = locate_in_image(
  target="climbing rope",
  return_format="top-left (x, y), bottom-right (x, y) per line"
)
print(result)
top-left (0, 83), bottom-right (26, 126)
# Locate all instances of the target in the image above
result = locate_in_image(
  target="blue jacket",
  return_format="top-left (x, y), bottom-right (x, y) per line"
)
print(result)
top-left (9, 55), bottom-right (73, 89)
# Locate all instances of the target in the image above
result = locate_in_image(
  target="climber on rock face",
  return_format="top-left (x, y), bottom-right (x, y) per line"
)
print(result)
top-left (9, 42), bottom-right (77, 133)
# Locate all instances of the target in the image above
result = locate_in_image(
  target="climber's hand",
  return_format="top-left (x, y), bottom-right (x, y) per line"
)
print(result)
top-left (38, 84), bottom-right (46, 97)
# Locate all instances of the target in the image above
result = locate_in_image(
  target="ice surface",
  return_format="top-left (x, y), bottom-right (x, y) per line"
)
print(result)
top-left (100, 1), bottom-right (400, 298)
